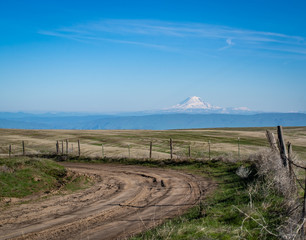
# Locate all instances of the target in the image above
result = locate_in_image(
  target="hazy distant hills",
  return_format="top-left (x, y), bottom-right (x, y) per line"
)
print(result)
top-left (84, 113), bottom-right (306, 130)
top-left (1, 97), bottom-right (305, 130)
top-left (0, 112), bottom-right (305, 130)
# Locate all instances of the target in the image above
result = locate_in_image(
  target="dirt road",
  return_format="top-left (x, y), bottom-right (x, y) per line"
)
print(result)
top-left (0, 163), bottom-right (211, 240)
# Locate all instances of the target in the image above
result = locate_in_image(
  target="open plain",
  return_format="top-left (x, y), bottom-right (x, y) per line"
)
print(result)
top-left (1, 127), bottom-right (306, 160)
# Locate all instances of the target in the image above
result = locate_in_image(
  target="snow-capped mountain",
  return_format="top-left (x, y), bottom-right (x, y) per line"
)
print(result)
top-left (171, 96), bottom-right (222, 110)
top-left (165, 96), bottom-right (252, 114)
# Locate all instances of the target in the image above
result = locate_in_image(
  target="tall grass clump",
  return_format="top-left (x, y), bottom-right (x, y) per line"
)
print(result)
top-left (247, 150), bottom-right (303, 240)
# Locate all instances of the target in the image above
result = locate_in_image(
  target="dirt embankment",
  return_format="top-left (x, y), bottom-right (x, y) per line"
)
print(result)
top-left (0, 163), bottom-right (212, 240)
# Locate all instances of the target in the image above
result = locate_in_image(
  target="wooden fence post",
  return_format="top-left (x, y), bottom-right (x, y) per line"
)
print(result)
top-left (66, 139), bottom-right (68, 155)
top-left (22, 141), bottom-right (25, 156)
top-left (238, 137), bottom-right (240, 160)
top-left (102, 144), bottom-right (104, 158)
top-left (277, 126), bottom-right (288, 167)
top-left (170, 138), bottom-right (173, 159)
top-left (56, 141), bottom-right (59, 154)
top-left (9, 145), bottom-right (11, 158)
top-left (128, 145), bottom-right (131, 158)
top-left (265, 130), bottom-right (278, 152)
top-left (208, 140), bottom-right (211, 160)
top-left (287, 142), bottom-right (294, 180)
top-left (188, 145), bottom-right (191, 158)
top-left (149, 141), bottom-right (152, 159)
top-left (78, 140), bottom-right (80, 157)
top-left (61, 141), bottom-right (64, 155)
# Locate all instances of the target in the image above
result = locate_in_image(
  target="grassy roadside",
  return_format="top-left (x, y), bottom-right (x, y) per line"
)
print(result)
top-left (0, 157), bottom-right (92, 203)
top-left (125, 159), bottom-right (288, 240)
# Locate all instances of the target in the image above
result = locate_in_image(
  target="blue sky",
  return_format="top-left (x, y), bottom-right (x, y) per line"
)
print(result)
top-left (1, 0), bottom-right (306, 113)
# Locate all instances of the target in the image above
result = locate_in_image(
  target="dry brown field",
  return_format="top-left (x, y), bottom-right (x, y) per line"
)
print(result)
top-left (1, 127), bottom-right (305, 161)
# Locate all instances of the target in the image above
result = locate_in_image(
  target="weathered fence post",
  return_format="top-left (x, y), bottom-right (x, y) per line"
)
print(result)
top-left (22, 141), bottom-right (25, 156)
top-left (238, 137), bottom-right (240, 160)
top-left (102, 144), bottom-right (104, 158)
top-left (149, 141), bottom-right (152, 159)
top-left (78, 140), bottom-right (80, 157)
top-left (265, 130), bottom-right (278, 152)
top-left (128, 145), bottom-right (131, 158)
top-left (56, 141), bottom-right (59, 154)
top-left (277, 126), bottom-right (288, 167)
top-left (208, 140), bottom-right (211, 160)
top-left (61, 141), bottom-right (64, 155)
top-left (66, 139), bottom-right (68, 155)
top-left (188, 145), bottom-right (191, 158)
top-left (170, 138), bottom-right (173, 159)
top-left (9, 145), bottom-right (11, 158)
top-left (287, 142), bottom-right (294, 180)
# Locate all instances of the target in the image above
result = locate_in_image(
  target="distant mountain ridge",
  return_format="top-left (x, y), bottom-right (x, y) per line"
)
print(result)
top-left (0, 97), bottom-right (304, 130)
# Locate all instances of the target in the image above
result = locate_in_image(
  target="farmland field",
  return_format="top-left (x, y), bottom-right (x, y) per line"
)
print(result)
top-left (1, 127), bottom-right (306, 160)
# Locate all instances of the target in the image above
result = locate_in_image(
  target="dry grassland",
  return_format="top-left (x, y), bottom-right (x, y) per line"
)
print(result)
top-left (0, 127), bottom-right (305, 161)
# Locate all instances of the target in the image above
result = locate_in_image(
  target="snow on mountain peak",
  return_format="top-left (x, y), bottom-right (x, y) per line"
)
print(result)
top-left (163, 96), bottom-right (252, 114)
top-left (171, 96), bottom-right (221, 110)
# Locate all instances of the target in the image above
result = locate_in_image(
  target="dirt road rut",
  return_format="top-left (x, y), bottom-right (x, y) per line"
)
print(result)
top-left (0, 163), bottom-right (211, 240)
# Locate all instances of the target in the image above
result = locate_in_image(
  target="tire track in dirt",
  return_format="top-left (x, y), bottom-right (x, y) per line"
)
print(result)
top-left (0, 163), bottom-right (212, 240)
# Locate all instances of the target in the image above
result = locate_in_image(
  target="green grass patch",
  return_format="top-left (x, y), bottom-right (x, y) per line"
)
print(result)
top-left (0, 157), bottom-right (66, 198)
top-left (0, 157), bottom-right (91, 199)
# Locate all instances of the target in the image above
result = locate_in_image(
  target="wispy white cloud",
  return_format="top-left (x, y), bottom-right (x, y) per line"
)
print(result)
top-left (226, 39), bottom-right (234, 46)
top-left (39, 19), bottom-right (306, 56)
top-left (218, 38), bottom-right (235, 51)
top-left (85, 36), bottom-right (176, 51)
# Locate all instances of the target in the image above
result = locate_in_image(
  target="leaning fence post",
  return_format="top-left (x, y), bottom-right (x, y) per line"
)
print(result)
top-left (170, 138), bottom-right (173, 159)
top-left (56, 141), bottom-right (59, 154)
top-left (22, 141), bottom-right (25, 156)
top-left (9, 145), bottom-right (11, 158)
top-left (149, 141), bottom-right (152, 159)
top-left (266, 130), bottom-right (278, 152)
top-left (78, 140), bottom-right (80, 157)
top-left (277, 126), bottom-right (288, 167)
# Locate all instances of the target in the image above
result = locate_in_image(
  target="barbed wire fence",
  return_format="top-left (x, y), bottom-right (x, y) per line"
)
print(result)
top-left (1, 137), bottom-right (245, 161)
top-left (266, 126), bottom-right (306, 238)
